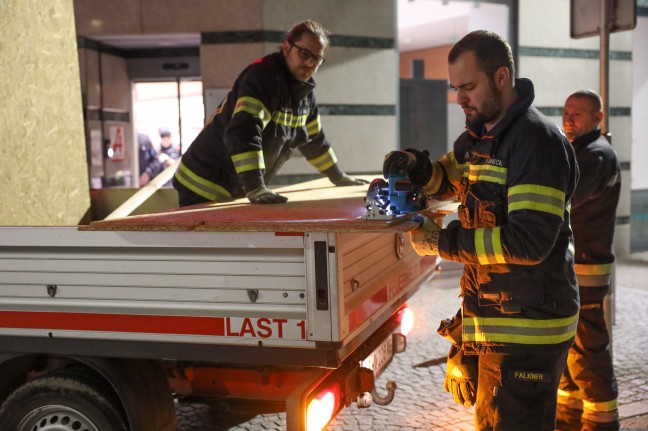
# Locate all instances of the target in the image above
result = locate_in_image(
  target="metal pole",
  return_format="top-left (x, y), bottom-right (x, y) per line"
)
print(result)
top-left (599, 0), bottom-right (614, 352)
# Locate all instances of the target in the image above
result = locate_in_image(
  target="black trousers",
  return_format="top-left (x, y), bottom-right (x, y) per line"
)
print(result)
top-left (474, 344), bottom-right (571, 431)
top-left (557, 285), bottom-right (619, 431)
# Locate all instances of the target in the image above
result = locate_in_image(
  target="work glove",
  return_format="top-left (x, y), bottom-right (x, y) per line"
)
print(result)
top-left (246, 187), bottom-right (288, 204)
top-left (409, 214), bottom-right (441, 256)
top-left (382, 148), bottom-right (432, 187)
top-left (331, 173), bottom-right (370, 187)
top-left (443, 344), bottom-right (478, 407)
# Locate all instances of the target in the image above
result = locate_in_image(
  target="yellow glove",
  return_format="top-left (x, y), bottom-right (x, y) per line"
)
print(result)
top-left (409, 215), bottom-right (441, 256)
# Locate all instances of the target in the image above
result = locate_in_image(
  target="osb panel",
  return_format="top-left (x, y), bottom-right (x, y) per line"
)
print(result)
top-left (0, 1), bottom-right (89, 226)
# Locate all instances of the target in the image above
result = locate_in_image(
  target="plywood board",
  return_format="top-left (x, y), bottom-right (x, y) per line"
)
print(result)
top-left (82, 177), bottom-right (457, 233)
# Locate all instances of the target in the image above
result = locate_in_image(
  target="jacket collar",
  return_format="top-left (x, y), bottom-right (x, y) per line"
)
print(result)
top-left (270, 51), bottom-right (316, 101)
top-left (571, 129), bottom-right (602, 149)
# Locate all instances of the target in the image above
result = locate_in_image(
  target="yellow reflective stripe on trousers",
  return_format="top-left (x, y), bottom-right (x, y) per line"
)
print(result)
top-left (308, 148), bottom-right (338, 172)
top-left (468, 164), bottom-right (507, 184)
top-left (508, 184), bottom-right (566, 218)
top-left (174, 160), bottom-right (233, 202)
top-left (574, 263), bottom-right (614, 287)
top-left (272, 110), bottom-right (308, 128)
top-left (475, 227), bottom-right (506, 264)
top-left (582, 398), bottom-right (619, 423)
top-left (233, 96), bottom-right (271, 129)
top-left (306, 115), bottom-right (322, 136)
top-left (462, 313), bottom-right (578, 344)
top-left (232, 151), bottom-right (265, 174)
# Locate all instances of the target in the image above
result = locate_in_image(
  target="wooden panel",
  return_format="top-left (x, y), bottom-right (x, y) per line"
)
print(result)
top-left (83, 178), bottom-right (456, 233)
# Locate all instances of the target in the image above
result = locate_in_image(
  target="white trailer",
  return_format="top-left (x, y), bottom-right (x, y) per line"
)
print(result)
top-left (0, 179), bottom-right (452, 431)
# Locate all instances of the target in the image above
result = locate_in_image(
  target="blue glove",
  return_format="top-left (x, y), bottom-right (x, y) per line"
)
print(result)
top-left (409, 215), bottom-right (441, 256)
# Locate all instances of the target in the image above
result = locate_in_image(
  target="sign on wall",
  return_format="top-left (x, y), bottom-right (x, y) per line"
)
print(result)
top-left (107, 124), bottom-right (126, 161)
top-left (571, 0), bottom-right (637, 38)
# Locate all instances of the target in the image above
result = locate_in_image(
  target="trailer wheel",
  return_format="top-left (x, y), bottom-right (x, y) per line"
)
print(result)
top-left (0, 367), bottom-right (128, 431)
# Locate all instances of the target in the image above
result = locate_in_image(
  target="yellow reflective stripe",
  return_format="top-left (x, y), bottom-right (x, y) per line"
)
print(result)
top-left (463, 313), bottom-right (578, 345)
top-left (272, 110), bottom-right (308, 128)
top-left (306, 115), bottom-right (322, 136)
top-left (439, 151), bottom-right (465, 184)
top-left (575, 263), bottom-right (614, 287)
top-left (174, 160), bottom-right (233, 202)
top-left (308, 148), bottom-right (338, 172)
top-left (233, 96), bottom-right (271, 128)
top-left (423, 161), bottom-right (444, 195)
top-left (232, 151), bottom-right (265, 174)
top-left (582, 398), bottom-right (618, 412)
top-left (574, 263), bottom-right (614, 275)
top-left (475, 227), bottom-right (506, 265)
top-left (508, 184), bottom-right (565, 218)
top-left (468, 164), bottom-right (507, 184)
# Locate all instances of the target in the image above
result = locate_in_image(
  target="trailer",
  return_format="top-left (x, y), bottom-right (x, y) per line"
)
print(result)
top-left (0, 179), bottom-right (454, 431)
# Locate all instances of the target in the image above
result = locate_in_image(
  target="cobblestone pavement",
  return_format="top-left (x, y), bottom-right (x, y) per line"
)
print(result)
top-left (176, 254), bottom-right (648, 431)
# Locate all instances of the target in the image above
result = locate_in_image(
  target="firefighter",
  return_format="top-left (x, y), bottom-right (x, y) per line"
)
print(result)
top-left (173, 19), bottom-right (367, 206)
top-left (556, 90), bottom-right (621, 431)
top-left (383, 30), bottom-right (579, 431)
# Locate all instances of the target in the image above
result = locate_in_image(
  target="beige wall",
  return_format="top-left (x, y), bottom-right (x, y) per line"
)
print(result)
top-left (0, 0), bottom-right (89, 226)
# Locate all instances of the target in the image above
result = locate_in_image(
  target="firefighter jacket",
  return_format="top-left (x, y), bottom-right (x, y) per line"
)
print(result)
top-left (570, 130), bottom-right (621, 289)
top-left (174, 52), bottom-right (344, 202)
top-left (424, 78), bottom-right (580, 355)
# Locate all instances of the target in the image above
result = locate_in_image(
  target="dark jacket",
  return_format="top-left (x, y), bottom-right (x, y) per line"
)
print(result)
top-left (174, 52), bottom-right (343, 202)
top-left (426, 78), bottom-right (580, 355)
top-left (570, 130), bottom-right (621, 288)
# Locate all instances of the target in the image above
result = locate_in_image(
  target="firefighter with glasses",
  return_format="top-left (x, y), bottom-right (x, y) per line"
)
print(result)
top-left (173, 19), bottom-right (367, 206)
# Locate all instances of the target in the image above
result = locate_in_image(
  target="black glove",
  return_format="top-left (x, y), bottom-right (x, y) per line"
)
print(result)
top-left (331, 173), bottom-right (370, 187)
top-left (246, 187), bottom-right (288, 204)
top-left (443, 344), bottom-right (478, 407)
top-left (382, 148), bottom-right (432, 187)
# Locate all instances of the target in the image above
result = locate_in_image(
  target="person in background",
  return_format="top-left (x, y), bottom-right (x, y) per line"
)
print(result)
top-left (140, 128), bottom-right (180, 187)
top-left (138, 132), bottom-right (158, 186)
top-left (556, 89), bottom-right (621, 431)
top-left (173, 19), bottom-right (367, 207)
top-left (383, 30), bottom-right (579, 431)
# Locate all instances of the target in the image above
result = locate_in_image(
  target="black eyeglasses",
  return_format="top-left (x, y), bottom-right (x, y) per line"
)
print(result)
top-left (289, 42), bottom-right (326, 66)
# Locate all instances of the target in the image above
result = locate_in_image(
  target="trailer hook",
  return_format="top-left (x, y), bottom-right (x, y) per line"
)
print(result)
top-left (370, 380), bottom-right (397, 406)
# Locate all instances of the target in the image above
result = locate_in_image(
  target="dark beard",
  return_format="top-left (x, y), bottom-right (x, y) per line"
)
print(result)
top-left (466, 81), bottom-right (503, 131)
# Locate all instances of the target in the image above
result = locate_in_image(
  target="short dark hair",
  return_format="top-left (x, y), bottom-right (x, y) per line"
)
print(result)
top-left (286, 20), bottom-right (330, 48)
top-left (568, 89), bottom-right (602, 112)
top-left (448, 30), bottom-right (515, 82)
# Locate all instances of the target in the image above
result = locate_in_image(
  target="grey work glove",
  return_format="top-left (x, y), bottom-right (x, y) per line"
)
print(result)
top-left (409, 214), bottom-right (441, 256)
top-left (444, 344), bottom-right (478, 407)
top-left (331, 173), bottom-right (370, 187)
top-left (246, 187), bottom-right (288, 204)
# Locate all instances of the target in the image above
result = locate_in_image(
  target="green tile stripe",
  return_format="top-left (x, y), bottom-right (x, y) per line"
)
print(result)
top-left (519, 46), bottom-right (632, 61)
top-left (84, 108), bottom-right (130, 123)
top-left (202, 31), bottom-right (394, 48)
top-left (537, 107), bottom-right (631, 116)
top-left (639, 6), bottom-right (648, 16)
top-left (318, 104), bottom-right (395, 116)
top-left (77, 36), bottom-right (199, 58)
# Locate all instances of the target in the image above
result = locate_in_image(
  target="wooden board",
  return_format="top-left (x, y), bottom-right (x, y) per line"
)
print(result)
top-left (82, 177), bottom-right (457, 233)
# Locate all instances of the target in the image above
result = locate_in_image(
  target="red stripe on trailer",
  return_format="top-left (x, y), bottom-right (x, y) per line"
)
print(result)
top-left (0, 311), bottom-right (226, 336)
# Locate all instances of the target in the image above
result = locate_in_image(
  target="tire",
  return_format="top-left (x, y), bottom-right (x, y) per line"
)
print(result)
top-left (0, 367), bottom-right (128, 431)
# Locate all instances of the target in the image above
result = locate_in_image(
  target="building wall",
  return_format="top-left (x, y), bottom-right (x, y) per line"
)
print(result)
top-left (518, 0), bottom-right (633, 257)
top-left (73, 0), bottom-right (397, 182)
top-left (0, 0), bottom-right (89, 225)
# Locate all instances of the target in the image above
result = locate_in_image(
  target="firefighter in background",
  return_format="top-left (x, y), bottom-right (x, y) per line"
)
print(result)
top-left (173, 19), bottom-right (367, 207)
top-left (383, 30), bottom-right (579, 430)
top-left (556, 90), bottom-right (621, 431)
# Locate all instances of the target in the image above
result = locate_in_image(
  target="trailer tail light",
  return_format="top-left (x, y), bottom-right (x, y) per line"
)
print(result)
top-left (306, 383), bottom-right (340, 431)
top-left (399, 307), bottom-right (414, 336)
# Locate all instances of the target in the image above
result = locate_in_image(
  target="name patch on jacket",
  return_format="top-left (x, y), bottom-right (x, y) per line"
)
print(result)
top-left (508, 370), bottom-right (550, 383)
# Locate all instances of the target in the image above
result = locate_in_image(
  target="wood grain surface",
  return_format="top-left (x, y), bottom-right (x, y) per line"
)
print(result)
top-left (82, 177), bottom-right (457, 233)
